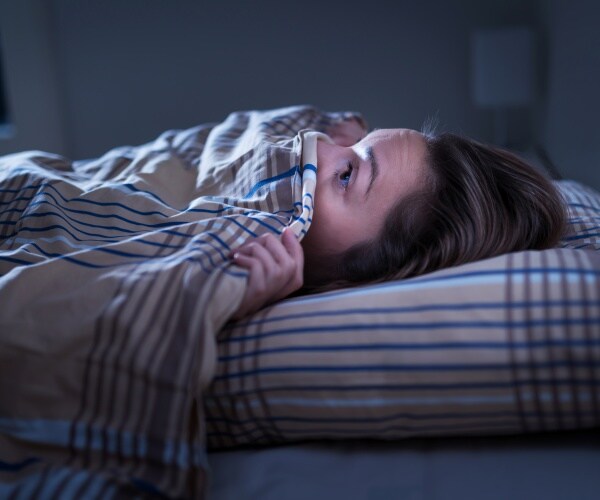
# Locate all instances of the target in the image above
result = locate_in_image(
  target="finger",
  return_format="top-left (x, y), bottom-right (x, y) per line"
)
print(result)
top-left (232, 231), bottom-right (304, 310)
top-left (245, 236), bottom-right (299, 301)
top-left (243, 241), bottom-right (287, 289)
top-left (232, 253), bottom-right (266, 287)
top-left (272, 228), bottom-right (304, 298)
top-left (232, 253), bottom-right (267, 306)
top-left (236, 232), bottom-right (297, 263)
top-left (268, 229), bottom-right (301, 280)
top-left (257, 233), bottom-right (291, 266)
top-left (267, 231), bottom-right (301, 294)
top-left (233, 248), bottom-right (291, 316)
top-left (281, 228), bottom-right (304, 268)
top-left (236, 238), bottom-right (291, 294)
top-left (230, 240), bottom-right (258, 257)
top-left (230, 234), bottom-right (272, 257)
top-left (232, 241), bottom-right (273, 264)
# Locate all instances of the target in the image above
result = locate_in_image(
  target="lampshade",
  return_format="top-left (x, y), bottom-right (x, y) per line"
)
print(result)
top-left (471, 27), bottom-right (536, 108)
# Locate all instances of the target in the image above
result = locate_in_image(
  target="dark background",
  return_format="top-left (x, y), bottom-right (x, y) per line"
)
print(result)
top-left (0, 0), bottom-right (598, 188)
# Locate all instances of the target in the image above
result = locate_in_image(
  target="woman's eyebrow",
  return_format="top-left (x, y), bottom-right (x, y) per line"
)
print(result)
top-left (365, 146), bottom-right (379, 199)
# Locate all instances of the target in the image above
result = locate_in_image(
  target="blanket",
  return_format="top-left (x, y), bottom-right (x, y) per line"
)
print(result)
top-left (0, 106), bottom-right (350, 498)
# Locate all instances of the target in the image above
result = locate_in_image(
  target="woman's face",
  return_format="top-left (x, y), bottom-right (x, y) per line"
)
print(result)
top-left (301, 128), bottom-right (428, 258)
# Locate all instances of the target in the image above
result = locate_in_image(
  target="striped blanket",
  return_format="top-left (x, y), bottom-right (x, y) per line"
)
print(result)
top-left (0, 106), bottom-right (341, 498)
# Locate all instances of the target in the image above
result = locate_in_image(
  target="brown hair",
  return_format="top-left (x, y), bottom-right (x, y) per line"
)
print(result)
top-left (303, 132), bottom-right (567, 291)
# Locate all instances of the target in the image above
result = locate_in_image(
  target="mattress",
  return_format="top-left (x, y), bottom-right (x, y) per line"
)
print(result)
top-left (208, 429), bottom-right (600, 500)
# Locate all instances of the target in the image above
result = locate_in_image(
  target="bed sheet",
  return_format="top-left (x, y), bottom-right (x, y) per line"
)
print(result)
top-left (208, 430), bottom-right (600, 500)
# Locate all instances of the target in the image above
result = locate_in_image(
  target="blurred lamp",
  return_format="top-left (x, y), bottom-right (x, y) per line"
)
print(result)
top-left (471, 27), bottom-right (536, 146)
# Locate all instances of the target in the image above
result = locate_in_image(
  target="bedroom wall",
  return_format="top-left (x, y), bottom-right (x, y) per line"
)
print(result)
top-left (0, 0), bottom-right (538, 160)
top-left (537, 0), bottom-right (600, 189)
top-left (3, 0), bottom-right (598, 190)
top-left (0, 0), bottom-right (66, 154)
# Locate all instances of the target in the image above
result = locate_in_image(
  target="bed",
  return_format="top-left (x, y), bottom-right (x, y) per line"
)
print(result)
top-left (0, 106), bottom-right (598, 498)
top-left (208, 430), bottom-right (600, 500)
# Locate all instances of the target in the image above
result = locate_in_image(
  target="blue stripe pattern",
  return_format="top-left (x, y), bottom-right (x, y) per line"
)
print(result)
top-left (0, 106), bottom-right (327, 497)
top-left (205, 180), bottom-right (600, 449)
top-left (224, 299), bottom-right (600, 331)
top-left (3, 108), bottom-right (600, 492)
top-left (243, 166), bottom-right (298, 199)
top-left (218, 338), bottom-right (600, 362)
top-left (213, 359), bottom-right (600, 381)
top-left (219, 316), bottom-right (600, 344)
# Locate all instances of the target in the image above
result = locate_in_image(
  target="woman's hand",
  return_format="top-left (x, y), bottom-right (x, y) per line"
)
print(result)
top-left (230, 228), bottom-right (304, 320)
top-left (326, 118), bottom-right (367, 147)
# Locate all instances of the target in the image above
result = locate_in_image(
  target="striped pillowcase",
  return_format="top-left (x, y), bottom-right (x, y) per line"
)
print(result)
top-left (204, 180), bottom-right (600, 449)
top-left (559, 180), bottom-right (600, 251)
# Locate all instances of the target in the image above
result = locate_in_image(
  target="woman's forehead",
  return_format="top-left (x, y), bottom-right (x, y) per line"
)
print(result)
top-left (369, 128), bottom-right (420, 141)
top-left (363, 129), bottom-right (429, 191)
top-left (366, 128), bottom-right (426, 161)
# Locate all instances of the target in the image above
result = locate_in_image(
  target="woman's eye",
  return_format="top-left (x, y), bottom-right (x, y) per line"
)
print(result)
top-left (339, 163), bottom-right (353, 190)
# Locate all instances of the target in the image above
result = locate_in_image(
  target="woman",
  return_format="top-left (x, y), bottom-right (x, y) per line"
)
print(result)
top-left (230, 118), bottom-right (566, 319)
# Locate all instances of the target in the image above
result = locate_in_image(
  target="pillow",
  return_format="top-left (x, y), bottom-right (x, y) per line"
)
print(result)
top-left (558, 180), bottom-right (600, 251)
top-left (204, 180), bottom-right (600, 449)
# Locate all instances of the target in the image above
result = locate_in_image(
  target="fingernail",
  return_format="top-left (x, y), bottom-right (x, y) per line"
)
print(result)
top-left (285, 229), bottom-right (298, 240)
